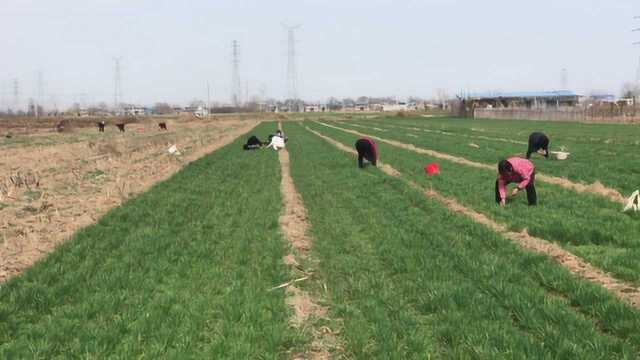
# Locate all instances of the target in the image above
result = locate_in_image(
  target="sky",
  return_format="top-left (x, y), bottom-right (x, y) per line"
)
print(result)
top-left (1, 0), bottom-right (639, 109)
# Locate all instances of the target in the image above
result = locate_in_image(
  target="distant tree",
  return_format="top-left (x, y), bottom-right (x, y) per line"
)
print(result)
top-left (327, 97), bottom-right (342, 110)
top-left (87, 106), bottom-right (101, 115)
top-left (284, 98), bottom-right (304, 112)
top-left (621, 82), bottom-right (639, 99)
top-left (356, 96), bottom-right (369, 104)
top-left (342, 98), bottom-right (355, 108)
top-left (27, 98), bottom-right (36, 116)
top-left (66, 103), bottom-right (81, 116)
top-left (189, 99), bottom-right (205, 108)
top-left (435, 89), bottom-right (450, 108)
top-left (245, 100), bottom-right (260, 112)
top-left (153, 102), bottom-right (174, 115)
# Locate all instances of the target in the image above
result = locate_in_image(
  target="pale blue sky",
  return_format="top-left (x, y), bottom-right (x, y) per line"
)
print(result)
top-left (1, 0), bottom-right (639, 108)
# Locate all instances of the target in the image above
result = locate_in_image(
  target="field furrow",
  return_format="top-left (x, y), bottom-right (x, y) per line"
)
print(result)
top-left (274, 122), bottom-right (343, 358)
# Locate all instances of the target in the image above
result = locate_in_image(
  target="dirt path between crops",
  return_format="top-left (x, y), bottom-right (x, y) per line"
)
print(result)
top-left (306, 126), bottom-right (640, 309)
top-left (0, 119), bottom-right (258, 283)
top-left (318, 122), bottom-right (626, 205)
top-left (276, 123), bottom-right (342, 359)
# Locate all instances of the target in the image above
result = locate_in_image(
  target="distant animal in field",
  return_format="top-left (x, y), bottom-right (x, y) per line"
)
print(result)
top-left (55, 121), bottom-right (65, 133)
top-left (158, 122), bottom-right (167, 130)
top-left (97, 121), bottom-right (105, 132)
top-left (116, 123), bottom-right (126, 132)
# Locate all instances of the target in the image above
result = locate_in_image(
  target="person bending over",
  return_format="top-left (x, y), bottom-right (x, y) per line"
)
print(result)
top-left (243, 135), bottom-right (263, 150)
top-left (526, 132), bottom-right (549, 159)
top-left (355, 137), bottom-right (377, 168)
top-left (265, 133), bottom-right (285, 150)
top-left (495, 157), bottom-right (537, 206)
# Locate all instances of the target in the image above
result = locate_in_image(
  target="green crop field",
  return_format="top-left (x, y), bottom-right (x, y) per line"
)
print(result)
top-left (2, 116), bottom-right (640, 358)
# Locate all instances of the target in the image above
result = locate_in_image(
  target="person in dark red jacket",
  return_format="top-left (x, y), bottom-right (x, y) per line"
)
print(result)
top-left (355, 137), bottom-right (377, 168)
top-left (495, 157), bottom-right (537, 206)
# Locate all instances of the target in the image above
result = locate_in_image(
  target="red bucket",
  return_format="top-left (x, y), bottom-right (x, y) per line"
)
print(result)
top-left (424, 162), bottom-right (439, 176)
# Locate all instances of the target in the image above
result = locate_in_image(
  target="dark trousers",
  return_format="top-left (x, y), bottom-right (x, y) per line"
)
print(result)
top-left (357, 155), bottom-right (377, 168)
top-left (495, 173), bottom-right (537, 205)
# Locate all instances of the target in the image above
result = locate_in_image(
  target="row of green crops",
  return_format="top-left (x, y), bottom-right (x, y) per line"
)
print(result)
top-left (0, 123), bottom-right (306, 358)
top-left (343, 116), bottom-right (640, 195)
top-left (378, 115), bottom-right (640, 146)
top-left (283, 122), bottom-right (640, 358)
top-left (304, 121), bottom-right (640, 289)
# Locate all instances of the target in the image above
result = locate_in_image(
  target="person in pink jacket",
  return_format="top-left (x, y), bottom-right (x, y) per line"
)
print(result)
top-left (495, 157), bottom-right (537, 206)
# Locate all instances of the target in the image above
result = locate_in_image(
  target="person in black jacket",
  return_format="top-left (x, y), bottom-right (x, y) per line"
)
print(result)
top-left (354, 137), bottom-right (377, 168)
top-left (526, 132), bottom-right (549, 159)
top-left (243, 135), bottom-right (263, 150)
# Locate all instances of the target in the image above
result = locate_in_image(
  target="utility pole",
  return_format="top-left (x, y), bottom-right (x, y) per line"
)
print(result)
top-left (114, 57), bottom-right (123, 112)
top-left (633, 17), bottom-right (640, 108)
top-left (207, 81), bottom-right (211, 120)
top-left (36, 70), bottom-right (44, 118)
top-left (231, 40), bottom-right (241, 107)
top-left (245, 80), bottom-right (249, 105)
top-left (12, 78), bottom-right (19, 114)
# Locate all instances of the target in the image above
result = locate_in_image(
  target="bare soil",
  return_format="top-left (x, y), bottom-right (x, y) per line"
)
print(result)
top-left (0, 117), bottom-right (257, 283)
top-left (308, 126), bottom-right (640, 309)
top-left (277, 123), bottom-right (341, 359)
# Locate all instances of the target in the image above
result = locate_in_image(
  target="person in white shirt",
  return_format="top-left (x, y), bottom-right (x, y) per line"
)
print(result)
top-left (265, 133), bottom-right (285, 150)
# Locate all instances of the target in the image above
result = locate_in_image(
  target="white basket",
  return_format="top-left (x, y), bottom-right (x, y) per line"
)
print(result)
top-left (551, 151), bottom-right (569, 160)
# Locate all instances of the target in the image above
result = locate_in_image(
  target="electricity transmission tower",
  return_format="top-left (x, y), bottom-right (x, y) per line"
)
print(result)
top-left (633, 16), bottom-right (640, 106)
top-left (231, 40), bottom-right (241, 107)
top-left (113, 57), bottom-right (123, 111)
top-left (283, 24), bottom-right (301, 102)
